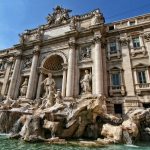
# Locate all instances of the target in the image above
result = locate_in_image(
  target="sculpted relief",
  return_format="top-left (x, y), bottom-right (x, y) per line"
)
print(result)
top-left (80, 46), bottom-right (91, 61)
top-left (46, 5), bottom-right (72, 25)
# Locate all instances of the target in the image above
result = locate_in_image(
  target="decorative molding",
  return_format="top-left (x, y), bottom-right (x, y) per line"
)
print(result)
top-left (143, 33), bottom-right (150, 42)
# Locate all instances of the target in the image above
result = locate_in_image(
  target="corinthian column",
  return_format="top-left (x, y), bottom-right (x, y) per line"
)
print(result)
top-left (66, 39), bottom-right (76, 97)
top-left (26, 45), bottom-right (40, 100)
top-left (7, 52), bottom-right (22, 99)
top-left (93, 35), bottom-right (104, 96)
top-left (1, 57), bottom-right (13, 96)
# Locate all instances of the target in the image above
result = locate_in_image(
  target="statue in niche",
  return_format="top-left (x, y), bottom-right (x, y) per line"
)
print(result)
top-left (41, 73), bottom-right (56, 98)
top-left (41, 73), bottom-right (56, 108)
top-left (80, 70), bottom-right (92, 94)
top-left (20, 78), bottom-right (28, 96)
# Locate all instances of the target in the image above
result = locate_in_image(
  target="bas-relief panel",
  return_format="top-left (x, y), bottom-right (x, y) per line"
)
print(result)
top-left (44, 25), bottom-right (70, 40)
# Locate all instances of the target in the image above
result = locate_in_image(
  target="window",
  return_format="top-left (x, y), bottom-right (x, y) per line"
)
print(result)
top-left (137, 71), bottom-right (147, 84)
top-left (132, 37), bottom-right (140, 48)
top-left (109, 42), bottom-right (117, 54)
top-left (129, 21), bottom-right (135, 26)
top-left (143, 103), bottom-right (150, 109)
top-left (111, 73), bottom-right (121, 86)
top-left (109, 26), bottom-right (114, 31)
top-left (114, 104), bottom-right (123, 114)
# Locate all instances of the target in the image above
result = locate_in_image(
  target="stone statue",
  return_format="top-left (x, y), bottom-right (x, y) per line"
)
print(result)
top-left (20, 78), bottom-right (28, 96)
top-left (41, 73), bottom-right (56, 108)
top-left (55, 90), bottom-right (63, 104)
top-left (18, 33), bottom-right (25, 44)
top-left (80, 70), bottom-right (92, 94)
top-left (41, 73), bottom-right (55, 98)
top-left (46, 6), bottom-right (72, 25)
top-left (36, 28), bottom-right (43, 40)
top-left (70, 17), bottom-right (77, 30)
top-left (91, 10), bottom-right (102, 26)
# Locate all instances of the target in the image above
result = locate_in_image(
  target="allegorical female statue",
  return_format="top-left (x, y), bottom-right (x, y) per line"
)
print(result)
top-left (80, 70), bottom-right (92, 94)
top-left (20, 78), bottom-right (28, 96)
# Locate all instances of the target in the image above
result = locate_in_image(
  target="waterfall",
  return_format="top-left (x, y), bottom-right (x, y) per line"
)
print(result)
top-left (123, 130), bottom-right (132, 145)
top-left (11, 118), bottom-right (23, 134)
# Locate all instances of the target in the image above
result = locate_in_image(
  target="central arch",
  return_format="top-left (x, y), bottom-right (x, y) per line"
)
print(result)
top-left (40, 52), bottom-right (67, 96)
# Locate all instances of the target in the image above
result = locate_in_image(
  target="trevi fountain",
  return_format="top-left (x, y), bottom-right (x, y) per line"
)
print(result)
top-left (0, 5), bottom-right (150, 150)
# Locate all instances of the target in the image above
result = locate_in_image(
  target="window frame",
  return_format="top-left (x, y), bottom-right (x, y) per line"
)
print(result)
top-left (132, 37), bottom-right (140, 49)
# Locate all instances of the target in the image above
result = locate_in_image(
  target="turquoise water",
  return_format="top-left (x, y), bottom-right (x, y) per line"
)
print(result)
top-left (0, 135), bottom-right (150, 150)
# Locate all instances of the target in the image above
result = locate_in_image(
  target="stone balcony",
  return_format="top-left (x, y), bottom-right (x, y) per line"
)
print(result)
top-left (135, 83), bottom-right (150, 95)
top-left (130, 46), bottom-right (147, 57)
top-left (107, 50), bottom-right (121, 60)
top-left (109, 85), bottom-right (126, 96)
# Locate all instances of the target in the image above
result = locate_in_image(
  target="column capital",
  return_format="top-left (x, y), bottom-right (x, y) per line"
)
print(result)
top-left (143, 33), bottom-right (150, 42)
top-left (93, 35), bottom-right (102, 44)
top-left (7, 57), bottom-right (14, 64)
top-left (68, 41), bottom-right (76, 49)
top-left (119, 37), bottom-right (130, 46)
top-left (33, 45), bottom-right (40, 55)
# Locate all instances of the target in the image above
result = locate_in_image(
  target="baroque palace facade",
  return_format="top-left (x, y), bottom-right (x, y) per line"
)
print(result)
top-left (0, 6), bottom-right (150, 114)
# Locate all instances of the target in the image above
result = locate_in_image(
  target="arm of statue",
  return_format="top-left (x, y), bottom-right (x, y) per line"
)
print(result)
top-left (41, 78), bottom-right (46, 85)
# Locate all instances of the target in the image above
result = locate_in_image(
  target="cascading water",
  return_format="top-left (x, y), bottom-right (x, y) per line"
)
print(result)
top-left (123, 130), bottom-right (132, 145)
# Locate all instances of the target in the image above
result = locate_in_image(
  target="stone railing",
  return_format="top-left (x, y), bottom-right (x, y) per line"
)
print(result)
top-left (109, 85), bottom-right (125, 96)
top-left (108, 49), bottom-right (121, 60)
top-left (135, 83), bottom-right (150, 89)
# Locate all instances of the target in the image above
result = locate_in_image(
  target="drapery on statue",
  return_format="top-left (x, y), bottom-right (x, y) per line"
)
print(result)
top-left (80, 70), bottom-right (92, 94)
top-left (41, 73), bottom-right (56, 98)
top-left (20, 78), bottom-right (28, 96)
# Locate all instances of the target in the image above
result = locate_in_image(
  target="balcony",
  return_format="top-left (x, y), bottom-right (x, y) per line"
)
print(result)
top-left (109, 85), bottom-right (126, 96)
top-left (108, 50), bottom-right (121, 60)
top-left (135, 83), bottom-right (150, 95)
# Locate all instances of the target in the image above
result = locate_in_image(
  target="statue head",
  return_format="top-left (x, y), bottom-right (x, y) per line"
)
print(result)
top-left (48, 73), bottom-right (52, 78)
top-left (85, 70), bottom-right (89, 74)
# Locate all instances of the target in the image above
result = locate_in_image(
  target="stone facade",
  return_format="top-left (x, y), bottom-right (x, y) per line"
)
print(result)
top-left (0, 6), bottom-right (150, 115)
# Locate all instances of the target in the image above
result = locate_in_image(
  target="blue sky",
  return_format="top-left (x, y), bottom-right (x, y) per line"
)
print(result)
top-left (0, 0), bottom-right (150, 50)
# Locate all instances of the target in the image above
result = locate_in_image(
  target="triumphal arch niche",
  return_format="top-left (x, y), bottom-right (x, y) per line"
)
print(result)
top-left (40, 52), bottom-right (67, 98)
top-left (2, 5), bottom-right (106, 102)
